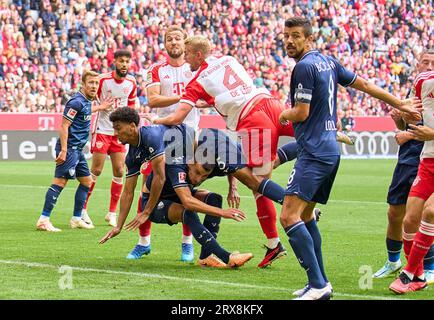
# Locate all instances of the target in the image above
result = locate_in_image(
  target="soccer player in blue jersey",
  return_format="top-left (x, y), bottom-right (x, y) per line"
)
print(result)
top-left (373, 49), bottom-right (434, 282)
top-left (278, 17), bottom-right (421, 300)
top-left (36, 70), bottom-right (113, 232)
top-left (99, 107), bottom-right (253, 267)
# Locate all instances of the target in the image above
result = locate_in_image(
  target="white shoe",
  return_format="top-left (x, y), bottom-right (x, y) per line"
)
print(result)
top-left (81, 209), bottom-right (94, 225)
top-left (373, 260), bottom-right (402, 278)
top-left (105, 212), bottom-right (117, 227)
top-left (293, 282), bottom-right (333, 296)
top-left (70, 217), bottom-right (95, 229)
top-left (36, 218), bottom-right (61, 232)
top-left (293, 285), bottom-right (332, 300)
top-left (425, 270), bottom-right (434, 285)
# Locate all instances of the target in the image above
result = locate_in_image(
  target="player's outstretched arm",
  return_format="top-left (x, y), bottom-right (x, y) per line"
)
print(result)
top-left (175, 186), bottom-right (245, 221)
top-left (350, 77), bottom-right (422, 121)
top-left (227, 175), bottom-right (240, 208)
top-left (150, 102), bottom-right (193, 126)
top-left (147, 85), bottom-right (181, 108)
top-left (99, 174), bottom-right (138, 244)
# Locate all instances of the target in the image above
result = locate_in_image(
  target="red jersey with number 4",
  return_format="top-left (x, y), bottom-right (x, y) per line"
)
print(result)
top-left (94, 71), bottom-right (137, 135)
top-left (180, 56), bottom-right (270, 130)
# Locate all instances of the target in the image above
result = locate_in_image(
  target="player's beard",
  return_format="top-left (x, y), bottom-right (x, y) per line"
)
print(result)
top-left (167, 48), bottom-right (183, 59)
top-left (115, 68), bottom-right (127, 78)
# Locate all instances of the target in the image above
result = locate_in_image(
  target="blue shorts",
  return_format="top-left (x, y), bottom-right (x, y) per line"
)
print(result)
top-left (141, 194), bottom-right (177, 226)
top-left (54, 146), bottom-right (90, 180)
top-left (387, 163), bottom-right (418, 205)
top-left (284, 155), bottom-right (340, 204)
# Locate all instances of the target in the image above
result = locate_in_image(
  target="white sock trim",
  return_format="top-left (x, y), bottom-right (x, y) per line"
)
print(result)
top-left (138, 236), bottom-right (151, 246)
top-left (182, 235), bottom-right (193, 244)
top-left (402, 231), bottom-right (416, 241)
top-left (112, 177), bottom-right (123, 184)
top-left (402, 269), bottom-right (414, 280)
top-left (267, 237), bottom-right (280, 249)
top-left (420, 221), bottom-right (434, 236)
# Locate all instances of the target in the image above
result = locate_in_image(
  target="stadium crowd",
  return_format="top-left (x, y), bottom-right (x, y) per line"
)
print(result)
top-left (0, 0), bottom-right (432, 121)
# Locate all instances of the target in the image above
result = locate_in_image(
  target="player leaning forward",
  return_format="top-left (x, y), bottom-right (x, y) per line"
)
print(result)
top-left (36, 71), bottom-right (113, 231)
top-left (278, 17), bottom-right (420, 300)
top-left (146, 35), bottom-right (295, 268)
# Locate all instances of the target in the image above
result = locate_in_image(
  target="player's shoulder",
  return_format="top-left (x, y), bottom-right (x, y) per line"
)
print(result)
top-left (414, 71), bottom-right (434, 86)
top-left (149, 59), bottom-right (169, 72)
top-left (99, 72), bottom-right (113, 81)
top-left (125, 73), bottom-right (137, 84)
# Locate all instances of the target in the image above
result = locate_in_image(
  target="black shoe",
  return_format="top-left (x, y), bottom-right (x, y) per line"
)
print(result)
top-left (257, 242), bottom-right (287, 268)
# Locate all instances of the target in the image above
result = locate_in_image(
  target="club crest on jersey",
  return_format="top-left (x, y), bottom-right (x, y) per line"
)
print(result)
top-left (184, 71), bottom-right (192, 78)
top-left (149, 147), bottom-right (154, 153)
top-left (66, 108), bottom-right (77, 119)
top-left (123, 87), bottom-right (129, 94)
top-left (178, 172), bottom-right (186, 183)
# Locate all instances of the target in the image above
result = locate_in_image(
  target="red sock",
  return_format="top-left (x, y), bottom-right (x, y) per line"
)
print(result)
top-left (182, 223), bottom-right (192, 237)
top-left (109, 178), bottom-right (123, 213)
top-left (403, 237), bottom-right (414, 262)
top-left (83, 180), bottom-right (95, 209)
top-left (255, 195), bottom-right (278, 239)
top-left (137, 194), bottom-right (152, 237)
top-left (405, 222), bottom-right (434, 276)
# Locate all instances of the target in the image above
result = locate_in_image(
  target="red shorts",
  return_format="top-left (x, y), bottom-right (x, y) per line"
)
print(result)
top-left (91, 133), bottom-right (126, 154)
top-left (140, 161), bottom-right (153, 176)
top-left (409, 158), bottom-right (434, 201)
top-left (236, 97), bottom-right (294, 167)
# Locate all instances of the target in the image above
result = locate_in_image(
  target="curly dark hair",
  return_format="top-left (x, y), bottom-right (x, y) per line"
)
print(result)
top-left (109, 107), bottom-right (140, 125)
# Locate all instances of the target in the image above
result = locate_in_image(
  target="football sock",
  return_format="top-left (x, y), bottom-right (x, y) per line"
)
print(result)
top-left (386, 238), bottom-right (402, 263)
top-left (138, 195), bottom-right (152, 237)
top-left (83, 174), bottom-right (96, 209)
top-left (109, 177), bottom-right (123, 213)
top-left (255, 195), bottom-right (279, 241)
top-left (305, 218), bottom-right (328, 283)
top-left (423, 244), bottom-right (434, 271)
top-left (277, 141), bottom-right (298, 165)
top-left (138, 235), bottom-right (151, 247)
top-left (285, 221), bottom-right (326, 289)
top-left (200, 193), bottom-right (222, 259)
top-left (258, 178), bottom-right (285, 204)
top-left (404, 221), bottom-right (434, 277)
top-left (73, 184), bottom-right (90, 218)
top-left (41, 184), bottom-right (63, 218)
top-left (182, 224), bottom-right (192, 239)
top-left (402, 231), bottom-right (415, 262)
top-left (183, 210), bottom-right (230, 263)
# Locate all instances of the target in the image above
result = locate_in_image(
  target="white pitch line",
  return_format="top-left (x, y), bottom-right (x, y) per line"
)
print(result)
top-left (0, 259), bottom-right (411, 300)
top-left (1, 184), bottom-right (385, 205)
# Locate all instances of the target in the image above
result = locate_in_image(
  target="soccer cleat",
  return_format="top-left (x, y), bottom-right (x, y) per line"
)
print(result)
top-left (105, 212), bottom-right (117, 227)
top-left (389, 272), bottom-right (427, 294)
top-left (198, 254), bottom-right (227, 268)
top-left (36, 218), bottom-right (61, 232)
top-left (81, 209), bottom-right (94, 226)
top-left (314, 208), bottom-right (322, 222)
top-left (293, 282), bottom-right (333, 297)
top-left (181, 243), bottom-right (194, 262)
top-left (373, 260), bottom-right (402, 278)
top-left (227, 252), bottom-right (254, 268)
top-left (257, 242), bottom-right (287, 268)
top-left (293, 285), bottom-right (332, 300)
top-left (126, 244), bottom-right (151, 260)
top-left (424, 270), bottom-right (434, 285)
top-left (336, 131), bottom-right (355, 145)
top-left (70, 218), bottom-right (95, 229)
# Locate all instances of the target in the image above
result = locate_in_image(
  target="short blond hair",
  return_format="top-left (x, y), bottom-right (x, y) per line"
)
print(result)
top-left (184, 36), bottom-right (211, 55)
top-left (81, 70), bottom-right (99, 83)
top-left (164, 26), bottom-right (187, 43)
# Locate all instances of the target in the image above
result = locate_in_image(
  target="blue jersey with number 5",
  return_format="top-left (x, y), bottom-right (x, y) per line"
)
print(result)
top-left (290, 50), bottom-right (356, 158)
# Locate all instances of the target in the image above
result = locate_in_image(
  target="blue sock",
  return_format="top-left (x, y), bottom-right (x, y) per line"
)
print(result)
top-left (424, 244), bottom-right (434, 271)
top-left (258, 178), bottom-right (285, 204)
top-left (200, 193), bottom-right (222, 259)
top-left (284, 221), bottom-right (326, 289)
top-left (183, 210), bottom-right (230, 263)
top-left (386, 238), bottom-right (402, 263)
top-left (305, 218), bottom-right (328, 283)
top-left (41, 184), bottom-right (63, 218)
top-left (277, 142), bottom-right (298, 165)
top-left (73, 184), bottom-right (90, 218)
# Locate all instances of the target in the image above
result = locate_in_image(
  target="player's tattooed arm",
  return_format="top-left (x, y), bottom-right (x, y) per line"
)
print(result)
top-left (390, 109), bottom-right (406, 131)
top-left (99, 174), bottom-right (139, 244)
top-left (227, 175), bottom-right (240, 209)
top-left (147, 85), bottom-right (181, 108)
top-left (151, 102), bottom-right (193, 125)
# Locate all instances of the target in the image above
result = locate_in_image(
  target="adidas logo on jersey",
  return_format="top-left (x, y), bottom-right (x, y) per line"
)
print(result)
top-left (164, 75), bottom-right (170, 79)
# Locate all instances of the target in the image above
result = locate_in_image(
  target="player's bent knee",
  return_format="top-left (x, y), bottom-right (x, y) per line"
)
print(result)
top-left (403, 215), bottom-right (421, 231)
top-left (205, 193), bottom-right (222, 208)
top-left (91, 168), bottom-right (103, 177)
top-left (423, 205), bottom-right (434, 220)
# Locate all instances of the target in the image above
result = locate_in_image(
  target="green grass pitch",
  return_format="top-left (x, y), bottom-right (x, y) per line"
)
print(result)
top-left (0, 159), bottom-right (431, 300)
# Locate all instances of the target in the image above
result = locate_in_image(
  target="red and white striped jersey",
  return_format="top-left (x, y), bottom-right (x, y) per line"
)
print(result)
top-left (146, 59), bottom-right (200, 130)
top-left (94, 71), bottom-right (137, 135)
top-left (180, 55), bottom-right (270, 130)
top-left (414, 71), bottom-right (434, 159)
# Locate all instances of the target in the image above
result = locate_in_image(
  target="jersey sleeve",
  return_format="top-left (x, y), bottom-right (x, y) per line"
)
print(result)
top-left (145, 128), bottom-right (165, 161)
top-left (331, 58), bottom-right (357, 87)
top-left (166, 164), bottom-right (189, 189)
top-left (125, 151), bottom-right (141, 177)
top-left (63, 98), bottom-right (83, 122)
top-left (180, 80), bottom-right (210, 107)
top-left (128, 80), bottom-right (137, 107)
top-left (292, 62), bottom-right (316, 105)
top-left (145, 64), bottom-right (161, 89)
